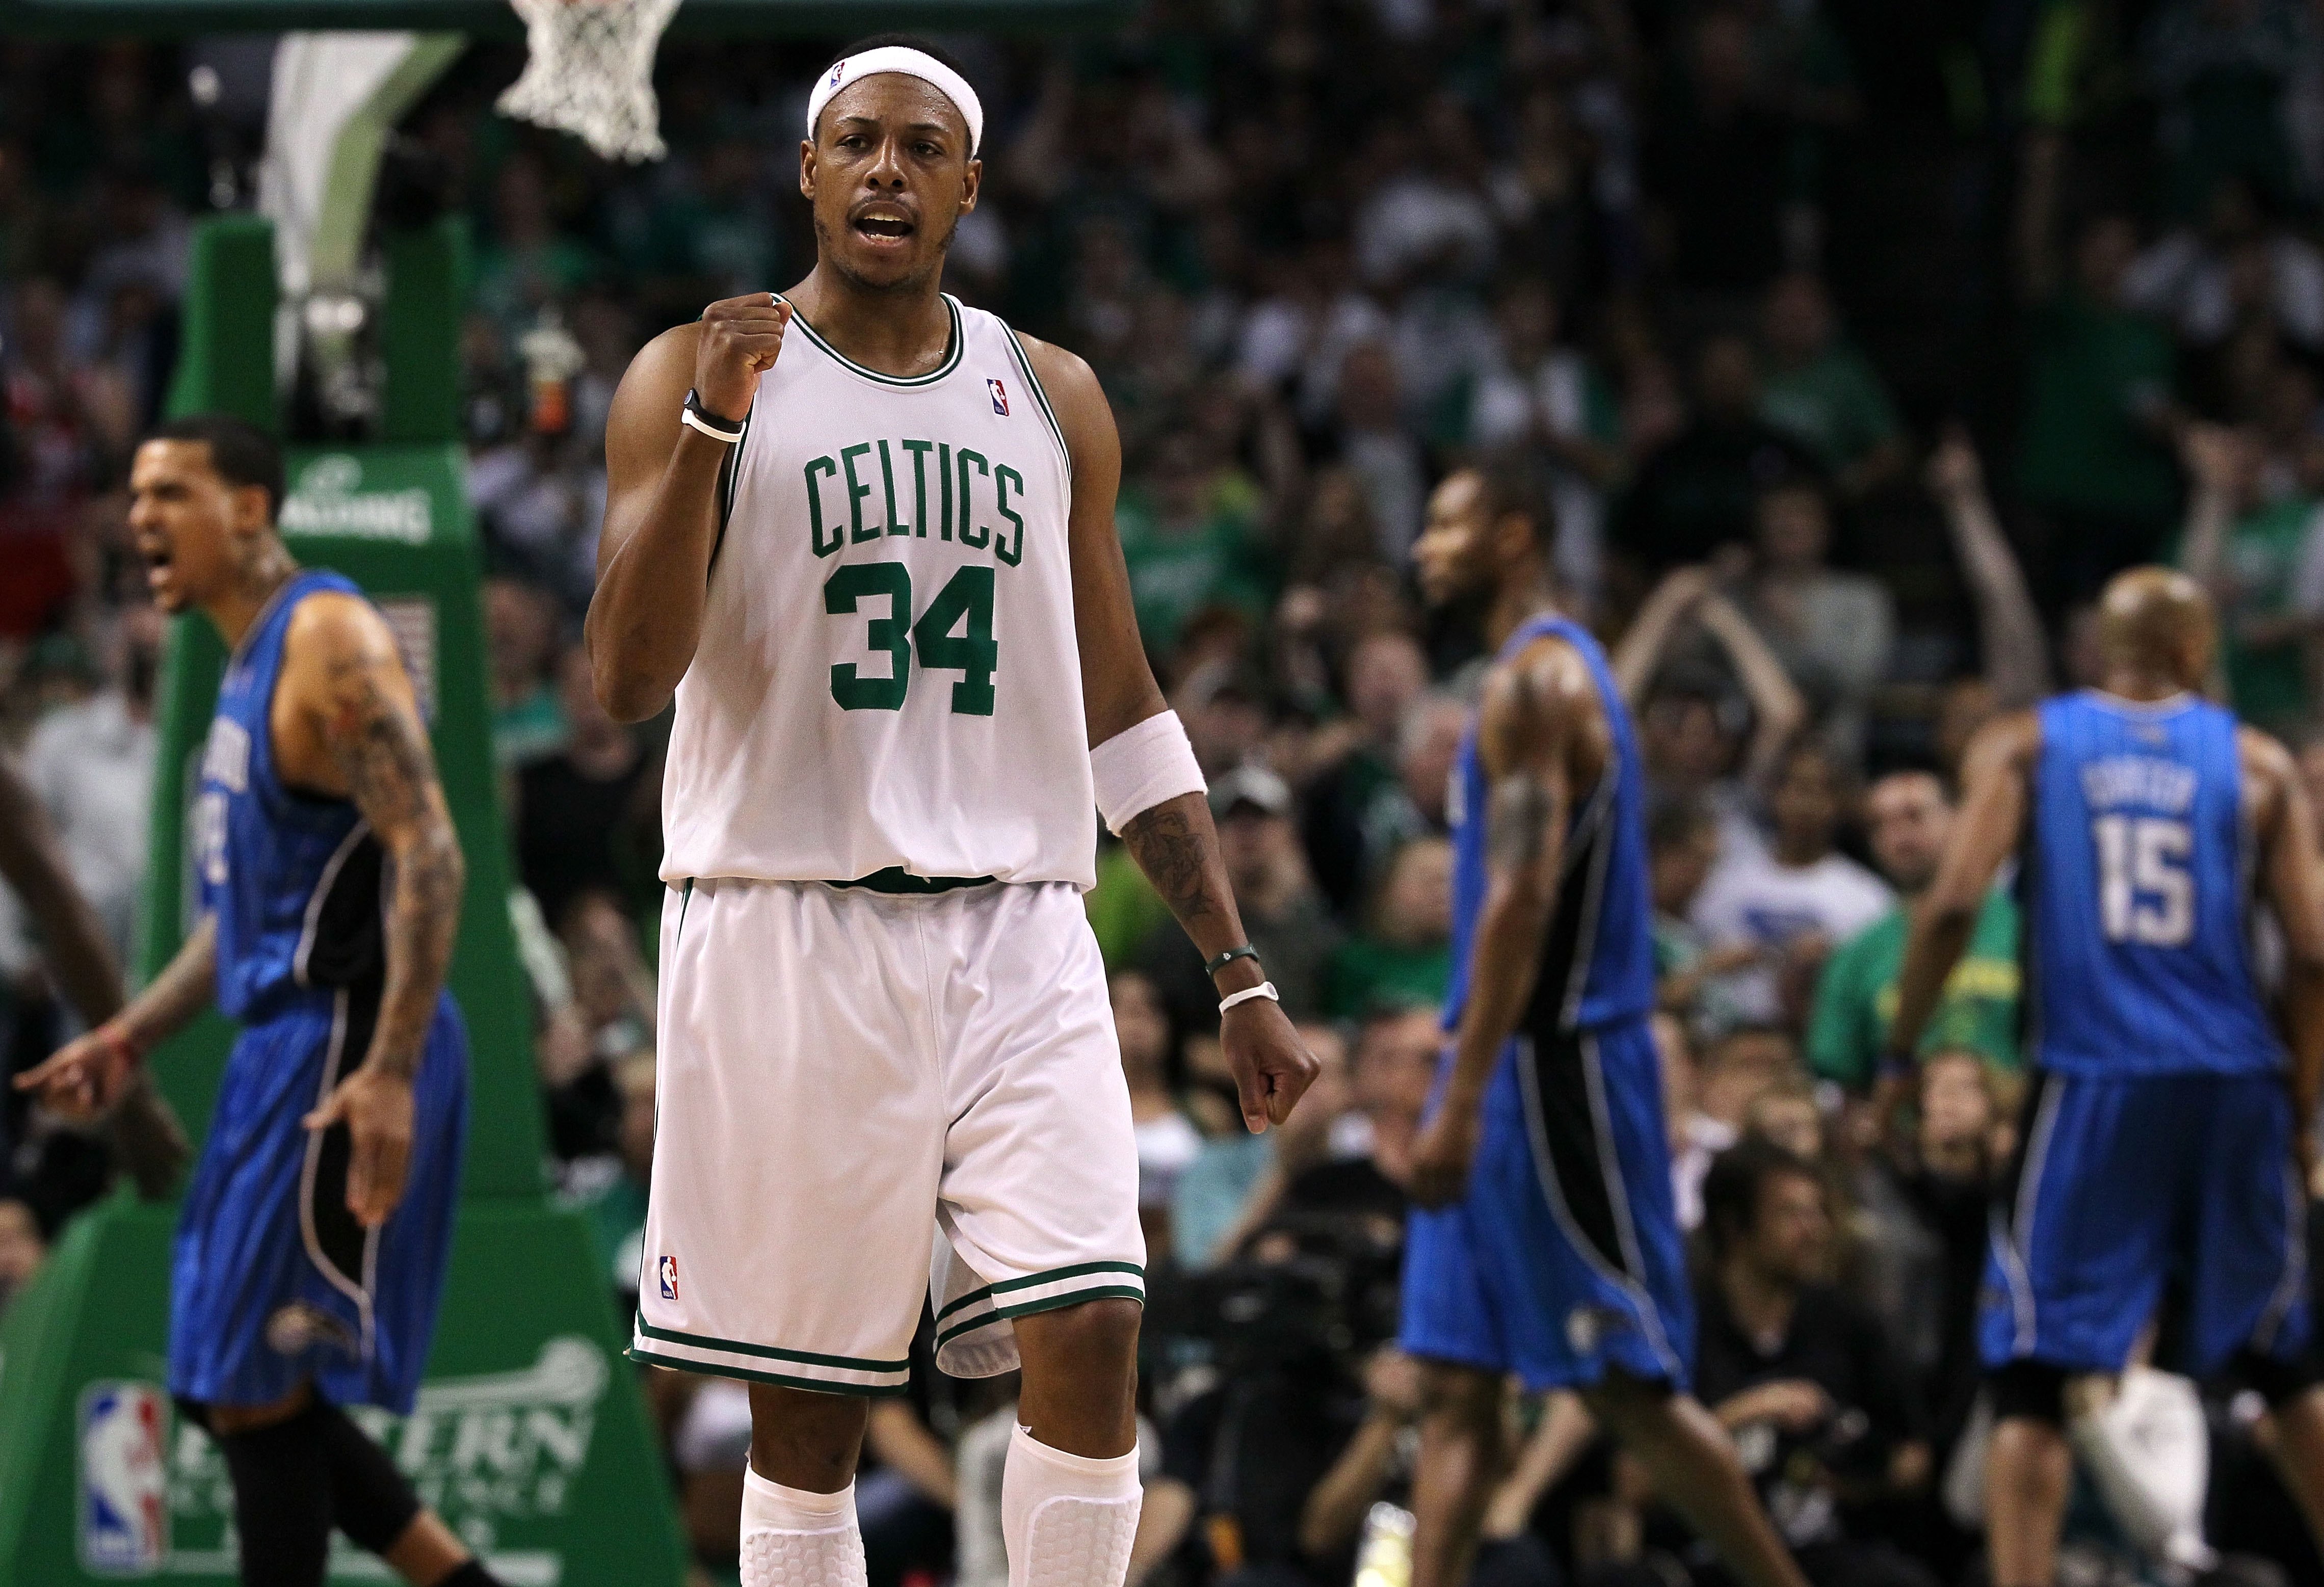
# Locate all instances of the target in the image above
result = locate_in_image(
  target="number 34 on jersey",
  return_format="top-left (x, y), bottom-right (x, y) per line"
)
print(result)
top-left (801, 434), bottom-right (1031, 719)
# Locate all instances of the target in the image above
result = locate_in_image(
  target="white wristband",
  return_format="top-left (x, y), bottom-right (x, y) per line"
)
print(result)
top-left (1219, 982), bottom-right (1278, 1014)
top-left (681, 406), bottom-right (743, 443)
top-left (1091, 710), bottom-right (1206, 834)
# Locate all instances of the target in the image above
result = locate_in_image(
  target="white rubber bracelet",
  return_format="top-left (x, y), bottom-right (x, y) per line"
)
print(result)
top-left (681, 407), bottom-right (744, 444)
top-left (1219, 982), bottom-right (1279, 1015)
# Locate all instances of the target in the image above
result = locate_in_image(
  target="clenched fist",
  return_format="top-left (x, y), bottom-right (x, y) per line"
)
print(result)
top-left (695, 294), bottom-right (794, 422)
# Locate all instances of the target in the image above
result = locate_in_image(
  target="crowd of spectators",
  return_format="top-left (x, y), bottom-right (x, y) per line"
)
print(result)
top-left (19, 2), bottom-right (2324, 1585)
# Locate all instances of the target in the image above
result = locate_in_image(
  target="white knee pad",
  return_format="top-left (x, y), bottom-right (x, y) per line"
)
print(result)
top-left (1001, 1424), bottom-right (1142, 1587)
top-left (740, 1467), bottom-right (867, 1587)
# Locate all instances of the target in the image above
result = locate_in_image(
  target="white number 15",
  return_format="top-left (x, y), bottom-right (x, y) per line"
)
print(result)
top-left (2093, 814), bottom-right (2193, 946)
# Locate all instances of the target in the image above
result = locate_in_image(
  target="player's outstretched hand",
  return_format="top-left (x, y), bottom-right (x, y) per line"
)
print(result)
top-left (13, 1027), bottom-right (136, 1121)
top-left (1408, 1104), bottom-right (1482, 1209)
top-left (1221, 998), bottom-right (1319, 1134)
top-left (305, 1064), bottom-right (415, 1229)
top-left (695, 293), bottom-right (794, 421)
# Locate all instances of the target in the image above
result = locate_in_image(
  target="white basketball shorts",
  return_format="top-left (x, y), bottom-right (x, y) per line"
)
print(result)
top-left (629, 876), bottom-right (1146, 1395)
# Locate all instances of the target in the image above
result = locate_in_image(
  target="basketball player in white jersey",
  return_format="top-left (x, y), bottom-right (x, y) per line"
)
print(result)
top-left (586, 34), bottom-right (1317, 1587)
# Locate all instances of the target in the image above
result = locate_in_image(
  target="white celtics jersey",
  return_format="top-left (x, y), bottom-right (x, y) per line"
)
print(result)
top-left (660, 294), bottom-right (1097, 890)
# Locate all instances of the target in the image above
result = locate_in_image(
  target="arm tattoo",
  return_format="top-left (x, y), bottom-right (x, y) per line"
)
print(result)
top-left (1486, 774), bottom-right (1556, 875)
top-left (324, 650), bottom-right (465, 1080)
top-left (118, 914), bottom-right (219, 1049)
top-left (1121, 794), bottom-right (1235, 942)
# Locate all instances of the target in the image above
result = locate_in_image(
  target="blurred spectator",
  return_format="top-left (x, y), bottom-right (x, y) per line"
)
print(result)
top-left (1695, 1139), bottom-right (1936, 1587)
top-left (2177, 422), bottom-right (2324, 731)
top-left (1394, 695), bottom-right (1466, 833)
top-left (1650, 798), bottom-right (1756, 1036)
top-left (1467, 277), bottom-right (1623, 609)
top-left (1326, 835), bottom-right (1454, 1019)
top-left (1137, 763), bottom-right (1342, 1036)
top-left (543, 889), bottom-right (654, 1159)
top-left (1735, 479), bottom-right (1896, 760)
top-left (471, 153), bottom-right (598, 341)
top-left (1855, 1051), bottom-right (2009, 1473)
top-left (19, 602), bottom-right (156, 958)
top-left (2017, 214), bottom-right (2184, 601)
top-left (516, 644), bottom-right (661, 930)
top-left (1925, 432), bottom-right (2053, 711)
top-left (484, 575), bottom-right (569, 768)
top-left (1355, 109), bottom-right (1497, 293)
top-left (557, 1047), bottom-right (655, 1307)
top-left (470, 430), bottom-right (608, 610)
top-left (1682, 1021), bottom-right (1801, 1202)
top-left (1337, 1002), bottom-right (1437, 1199)
top-left (1175, 1019), bottom-right (1351, 1269)
top-left (1742, 1073), bottom-right (1826, 1162)
top-left (0, 1195), bottom-right (41, 1316)
top-left (1691, 741), bottom-right (1891, 1027)
top-left (1302, 629), bottom-right (1433, 916)
top-left (1115, 427), bottom-right (1274, 662)
top-left (1620, 335), bottom-right (1822, 571)
top-left (1646, 10), bottom-right (1795, 295)
top-left (2145, 1), bottom-right (2320, 219)
top-left (1336, 339), bottom-right (1429, 563)
top-left (1114, 969), bottom-right (1206, 1265)
top-left (1617, 565), bottom-right (1808, 859)
top-left (606, 137), bottom-right (784, 322)
top-left (2126, 177), bottom-right (2324, 350)
top-left (1757, 273), bottom-right (1909, 501)
top-left (1808, 771), bottom-right (2020, 1093)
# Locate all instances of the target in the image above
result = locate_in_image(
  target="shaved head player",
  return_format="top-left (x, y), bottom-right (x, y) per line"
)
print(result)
top-left (585, 35), bottom-right (1317, 1587)
top-left (1893, 567), bottom-right (2324, 1587)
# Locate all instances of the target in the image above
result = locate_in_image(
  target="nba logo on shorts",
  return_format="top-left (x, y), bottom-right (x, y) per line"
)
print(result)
top-left (987, 378), bottom-right (1010, 416)
top-left (659, 1254), bottom-right (679, 1301)
top-left (78, 1381), bottom-right (170, 1573)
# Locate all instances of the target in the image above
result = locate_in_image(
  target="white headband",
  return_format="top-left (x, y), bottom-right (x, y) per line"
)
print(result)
top-left (807, 47), bottom-right (984, 160)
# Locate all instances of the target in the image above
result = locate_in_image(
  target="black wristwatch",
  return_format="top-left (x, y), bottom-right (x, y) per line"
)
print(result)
top-left (1206, 945), bottom-right (1261, 980)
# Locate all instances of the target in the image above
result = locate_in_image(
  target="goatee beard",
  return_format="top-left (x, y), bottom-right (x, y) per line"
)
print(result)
top-left (812, 217), bottom-right (955, 298)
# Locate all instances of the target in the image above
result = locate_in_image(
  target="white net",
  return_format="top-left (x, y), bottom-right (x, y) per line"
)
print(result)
top-left (496, 0), bottom-right (682, 163)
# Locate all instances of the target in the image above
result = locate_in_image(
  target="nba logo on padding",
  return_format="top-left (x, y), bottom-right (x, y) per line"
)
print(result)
top-left (659, 1254), bottom-right (679, 1301)
top-left (987, 379), bottom-right (1009, 416)
top-left (79, 1381), bottom-right (170, 1573)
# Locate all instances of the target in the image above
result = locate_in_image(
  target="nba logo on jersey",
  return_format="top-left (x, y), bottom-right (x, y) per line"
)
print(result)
top-left (659, 1254), bottom-right (679, 1301)
top-left (78, 1381), bottom-right (170, 1572)
top-left (987, 378), bottom-right (1009, 416)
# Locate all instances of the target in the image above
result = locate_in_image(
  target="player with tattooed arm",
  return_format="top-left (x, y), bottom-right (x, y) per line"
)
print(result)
top-left (1400, 461), bottom-right (1810, 1587)
top-left (16, 416), bottom-right (504, 1587)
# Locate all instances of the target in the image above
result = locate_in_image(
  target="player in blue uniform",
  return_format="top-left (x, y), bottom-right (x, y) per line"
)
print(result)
top-left (1401, 461), bottom-right (1808, 1587)
top-left (18, 416), bottom-right (502, 1587)
top-left (1892, 567), bottom-right (2324, 1587)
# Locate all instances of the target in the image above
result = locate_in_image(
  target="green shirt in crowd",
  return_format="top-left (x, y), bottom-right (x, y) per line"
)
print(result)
top-left (1326, 936), bottom-right (1453, 1020)
top-left (2017, 288), bottom-right (2179, 522)
top-left (1759, 343), bottom-right (1901, 476)
top-left (1808, 889), bottom-right (2021, 1090)
top-left (2174, 497), bottom-right (2321, 730)
top-left (1113, 480), bottom-right (1274, 656)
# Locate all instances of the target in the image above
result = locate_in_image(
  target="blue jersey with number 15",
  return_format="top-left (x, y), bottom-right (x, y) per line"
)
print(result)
top-left (2025, 691), bottom-right (2282, 1077)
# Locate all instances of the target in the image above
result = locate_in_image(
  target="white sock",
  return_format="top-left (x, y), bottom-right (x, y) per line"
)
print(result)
top-left (1001, 1423), bottom-right (1142, 1587)
top-left (740, 1466), bottom-right (866, 1587)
